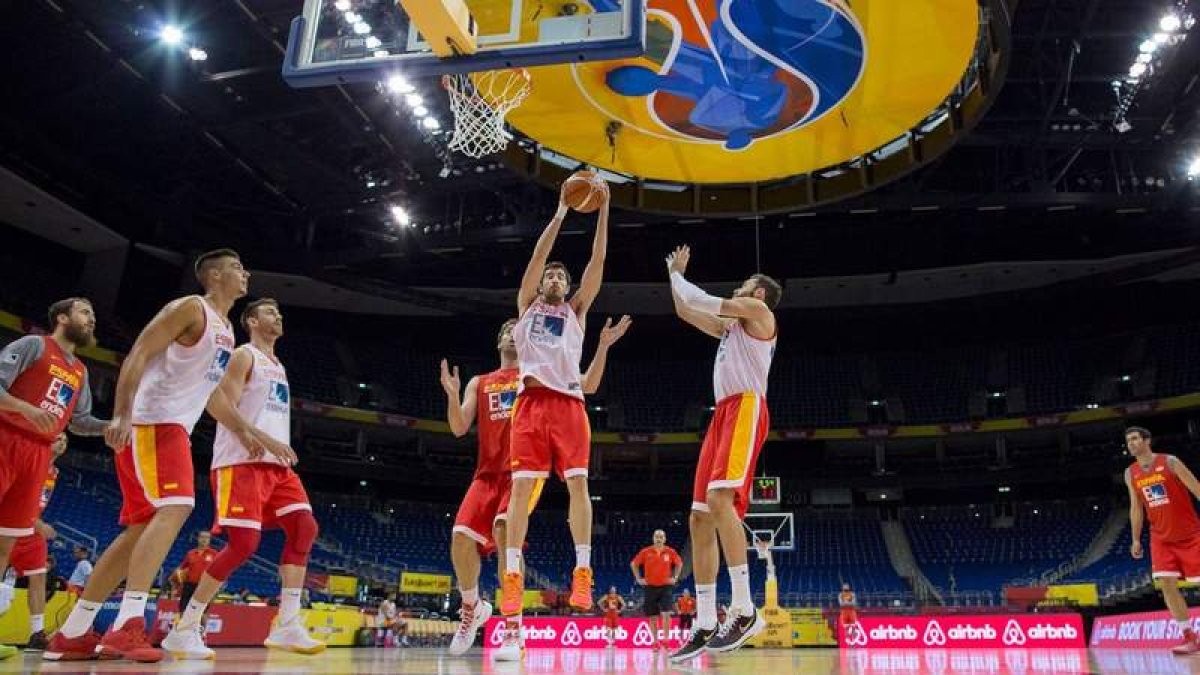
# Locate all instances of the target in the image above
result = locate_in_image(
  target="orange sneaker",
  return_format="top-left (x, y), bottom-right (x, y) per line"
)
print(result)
top-left (569, 567), bottom-right (594, 612)
top-left (500, 572), bottom-right (524, 617)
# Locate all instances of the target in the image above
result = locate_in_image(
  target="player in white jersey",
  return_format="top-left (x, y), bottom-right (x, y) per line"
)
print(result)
top-left (495, 178), bottom-right (610, 660)
top-left (45, 249), bottom-right (296, 664)
top-left (162, 298), bottom-right (323, 659)
top-left (664, 245), bottom-right (781, 661)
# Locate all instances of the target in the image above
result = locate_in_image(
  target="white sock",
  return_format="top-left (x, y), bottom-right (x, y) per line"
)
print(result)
top-left (574, 545), bottom-right (591, 570)
top-left (176, 597), bottom-right (208, 630)
top-left (61, 599), bottom-right (102, 638)
top-left (460, 587), bottom-right (479, 606)
top-left (1180, 619), bottom-right (1192, 632)
top-left (279, 588), bottom-right (302, 626)
top-left (729, 564), bottom-right (751, 615)
top-left (696, 584), bottom-right (717, 630)
top-left (114, 591), bottom-right (149, 630)
top-left (30, 613), bottom-right (44, 633)
top-left (505, 548), bottom-right (522, 574)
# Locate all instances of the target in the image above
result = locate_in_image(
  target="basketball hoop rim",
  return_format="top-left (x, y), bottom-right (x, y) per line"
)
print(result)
top-left (441, 67), bottom-right (531, 90)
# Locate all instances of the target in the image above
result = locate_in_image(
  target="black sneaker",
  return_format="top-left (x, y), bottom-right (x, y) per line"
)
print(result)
top-left (25, 630), bottom-right (48, 651)
top-left (669, 626), bottom-right (716, 662)
top-left (705, 607), bottom-right (765, 653)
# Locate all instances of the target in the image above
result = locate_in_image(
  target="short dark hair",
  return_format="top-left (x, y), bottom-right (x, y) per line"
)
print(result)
top-left (241, 298), bottom-right (279, 331)
top-left (1125, 426), bottom-right (1151, 440)
top-left (47, 297), bottom-right (92, 328)
top-left (194, 248), bottom-right (241, 286)
top-left (751, 274), bottom-right (783, 309)
top-left (497, 318), bottom-right (518, 342)
top-left (542, 261), bottom-right (572, 286)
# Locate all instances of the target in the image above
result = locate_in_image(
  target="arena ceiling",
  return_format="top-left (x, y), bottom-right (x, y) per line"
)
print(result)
top-left (1, 0), bottom-right (1198, 290)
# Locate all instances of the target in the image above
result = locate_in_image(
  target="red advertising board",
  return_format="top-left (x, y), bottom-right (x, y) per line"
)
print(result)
top-left (153, 601), bottom-right (277, 646)
top-left (839, 615), bottom-right (1085, 649)
top-left (1090, 607), bottom-right (1200, 648)
top-left (483, 617), bottom-right (681, 649)
top-left (838, 648), bottom-right (1090, 674)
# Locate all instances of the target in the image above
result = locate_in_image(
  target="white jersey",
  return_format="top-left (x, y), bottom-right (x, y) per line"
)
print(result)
top-left (212, 344), bottom-right (290, 469)
top-left (713, 320), bottom-right (775, 402)
top-left (514, 298), bottom-right (585, 400)
top-left (132, 297), bottom-right (236, 433)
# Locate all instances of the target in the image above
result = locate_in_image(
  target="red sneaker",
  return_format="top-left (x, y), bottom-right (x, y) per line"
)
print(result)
top-left (42, 630), bottom-right (101, 661)
top-left (1173, 628), bottom-right (1200, 655)
top-left (569, 567), bottom-right (594, 612)
top-left (98, 619), bottom-right (163, 663)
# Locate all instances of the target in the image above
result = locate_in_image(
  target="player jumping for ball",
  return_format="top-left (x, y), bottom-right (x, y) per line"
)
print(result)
top-left (665, 245), bottom-right (781, 660)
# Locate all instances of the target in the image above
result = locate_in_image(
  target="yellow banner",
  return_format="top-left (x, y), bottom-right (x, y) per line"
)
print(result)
top-left (1046, 583), bottom-right (1099, 606)
top-left (303, 606), bottom-right (364, 646)
top-left (492, 588), bottom-right (548, 611)
top-left (326, 574), bottom-right (358, 597)
top-left (400, 571), bottom-right (453, 595)
top-left (791, 608), bottom-right (837, 647)
top-left (0, 590), bottom-right (73, 644)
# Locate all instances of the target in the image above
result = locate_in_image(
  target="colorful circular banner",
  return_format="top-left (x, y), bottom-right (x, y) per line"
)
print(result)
top-left (509, 0), bottom-right (978, 184)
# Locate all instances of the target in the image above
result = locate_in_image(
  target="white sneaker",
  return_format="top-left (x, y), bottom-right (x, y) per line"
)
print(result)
top-left (0, 584), bottom-right (13, 617)
top-left (492, 628), bottom-right (521, 662)
top-left (162, 624), bottom-right (215, 660)
top-left (264, 617), bottom-right (326, 655)
top-left (448, 599), bottom-right (492, 656)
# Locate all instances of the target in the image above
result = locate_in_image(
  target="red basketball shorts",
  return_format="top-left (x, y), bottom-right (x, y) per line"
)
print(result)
top-left (211, 463), bottom-right (311, 531)
top-left (840, 608), bottom-right (858, 626)
top-left (453, 473), bottom-right (545, 553)
top-left (692, 393), bottom-right (769, 519)
top-left (0, 428), bottom-right (52, 538)
top-left (604, 611), bottom-right (620, 628)
top-left (9, 533), bottom-right (48, 577)
top-left (116, 424), bottom-right (196, 526)
top-left (1151, 533), bottom-right (1200, 581)
top-left (509, 388), bottom-right (591, 480)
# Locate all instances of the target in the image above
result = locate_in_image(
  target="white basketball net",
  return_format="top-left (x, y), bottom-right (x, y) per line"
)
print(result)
top-left (754, 536), bottom-right (773, 561)
top-left (442, 69), bottom-right (532, 158)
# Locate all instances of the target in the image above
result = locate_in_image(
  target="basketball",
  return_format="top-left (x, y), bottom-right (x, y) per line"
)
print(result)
top-left (561, 171), bottom-right (607, 213)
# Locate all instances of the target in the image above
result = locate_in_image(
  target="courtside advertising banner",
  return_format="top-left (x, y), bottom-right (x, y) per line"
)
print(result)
top-left (1091, 607), bottom-right (1200, 648)
top-left (483, 617), bottom-right (681, 649)
top-left (839, 614), bottom-right (1085, 649)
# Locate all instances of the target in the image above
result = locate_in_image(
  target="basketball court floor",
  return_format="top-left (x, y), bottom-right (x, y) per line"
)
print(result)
top-left (1, 647), bottom-right (1194, 674)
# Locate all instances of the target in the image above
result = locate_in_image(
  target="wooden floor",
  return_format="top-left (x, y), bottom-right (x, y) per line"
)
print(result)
top-left (7, 646), bottom-right (1198, 673)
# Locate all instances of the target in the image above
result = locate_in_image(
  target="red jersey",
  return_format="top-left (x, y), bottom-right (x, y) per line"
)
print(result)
top-left (676, 596), bottom-right (695, 615)
top-left (180, 546), bottom-right (218, 584)
top-left (602, 594), bottom-right (623, 613)
top-left (0, 337), bottom-right (87, 441)
top-left (39, 466), bottom-right (59, 516)
top-left (632, 545), bottom-right (683, 586)
top-left (1130, 454), bottom-right (1200, 543)
top-left (475, 368), bottom-right (518, 477)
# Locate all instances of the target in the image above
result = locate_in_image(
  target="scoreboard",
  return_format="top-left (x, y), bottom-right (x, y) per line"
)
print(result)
top-left (750, 476), bottom-right (781, 505)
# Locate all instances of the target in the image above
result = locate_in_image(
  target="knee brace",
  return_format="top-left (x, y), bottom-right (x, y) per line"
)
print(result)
top-left (279, 510), bottom-right (318, 567)
top-left (207, 527), bottom-right (261, 582)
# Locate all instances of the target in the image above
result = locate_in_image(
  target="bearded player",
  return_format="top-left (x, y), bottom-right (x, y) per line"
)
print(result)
top-left (162, 298), bottom-right (322, 659)
top-left (46, 250), bottom-right (296, 663)
top-left (601, 586), bottom-right (625, 647)
top-left (1125, 426), bottom-right (1200, 655)
top-left (0, 298), bottom-right (108, 661)
top-left (441, 314), bottom-right (630, 656)
top-left (496, 178), bottom-right (610, 660)
top-left (665, 245), bottom-right (781, 660)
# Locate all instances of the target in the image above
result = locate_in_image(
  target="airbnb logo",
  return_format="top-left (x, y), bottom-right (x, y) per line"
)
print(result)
top-left (845, 622), bottom-right (869, 647)
top-left (1027, 623), bottom-right (1078, 640)
top-left (632, 622), bottom-right (656, 646)
top-left (923, 621), bottom-right (947, 646)
top-left (948, 624), bottom-right (996, 640)
top-left (489, 621), bottom-right (506, 646)
top-left (561, 622), bottom-right (582, 646)
top-left (870, 624), bottom-right (918, 641)
top-left (1002, 619), bottom-right (1027, 646)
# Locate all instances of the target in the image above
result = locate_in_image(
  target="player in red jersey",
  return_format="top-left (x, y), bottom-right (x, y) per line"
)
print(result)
top-left (45, 250), bottom-right (295, 664)
top-left (1125, 425), bottom-right (1200, 655)
top-left (631, 529), bottom-right (683, 650)
top-left (838, 583), bottom-right (858, 628)
top-left (496, 180), bottom-right (611, 661)
top-left (0, 297), bottom-right (107, 661)
top-left (441, 315), bottom-right (629, 656)
top-left (665, 245), bottom-right (782, 660)
top-left (0, 433), bottom-right (68, 651)
top-left (601, 587), bottom-right (625, 647)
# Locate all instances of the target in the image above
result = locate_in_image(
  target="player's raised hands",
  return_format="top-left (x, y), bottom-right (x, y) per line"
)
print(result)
top-left (598, 315), bottom-right (632, 347)
top-left (439, 359), bottom-right (462, 397)
top-left (665, 245), bottom-right (691, 275)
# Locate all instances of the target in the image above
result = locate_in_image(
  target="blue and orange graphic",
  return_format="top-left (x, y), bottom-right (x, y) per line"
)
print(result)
top-left (507, 0), bottom-right (977, 183)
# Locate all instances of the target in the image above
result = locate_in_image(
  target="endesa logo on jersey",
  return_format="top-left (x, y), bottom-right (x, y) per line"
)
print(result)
top-left (839, 615), bottom-right (1084, 649)
top-left (1092, 607), bottom-right (1200, 648)
top-left (484, 617), bottom-right (683, 650)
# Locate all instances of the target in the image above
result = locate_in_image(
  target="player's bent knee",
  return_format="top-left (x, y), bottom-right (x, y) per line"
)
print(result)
top-left (279, 511), bottom-right (318, 566)
top-left (208, 527), bottom-right (262, 581)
